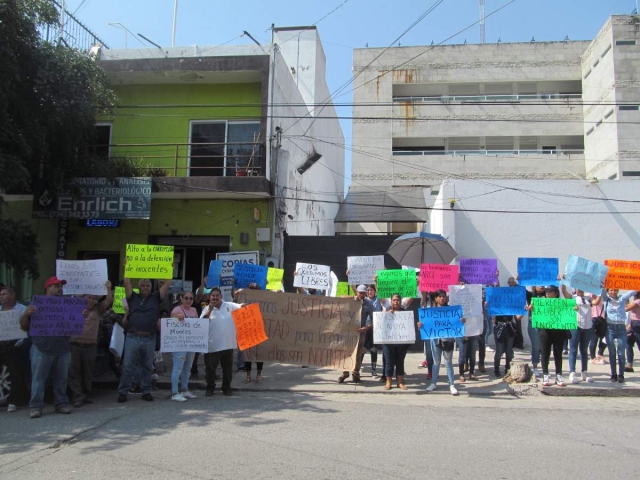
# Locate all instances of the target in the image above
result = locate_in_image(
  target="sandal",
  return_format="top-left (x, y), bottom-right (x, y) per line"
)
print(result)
top-left (255, 375), bottom-right (263, 383)
top-left (244, 376), bottom-right (251, 383)
top-left (459, 375), bottom-right (466, 383)
top-left (469, 374), bottom-right (478, 381)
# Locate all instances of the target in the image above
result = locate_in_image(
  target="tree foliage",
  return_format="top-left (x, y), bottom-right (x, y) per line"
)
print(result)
top-left (0, 0), bottom-right (119, 278)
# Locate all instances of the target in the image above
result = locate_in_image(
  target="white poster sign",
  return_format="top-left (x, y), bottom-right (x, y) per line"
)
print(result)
top-left (373, 311), bottom-right (416, 345)
top-left (160, 317), bottom-right (209, 354)
top-left (57, 259), bottom-right (108, 295)
top-left (347, 255), bottom-right (385, 285)
top-left (448, 284), bottom-right (483, 337)
top-left (293, 263), bottom-right (331, 289)
top-left (109, 323), bottom-right (125, 358)
top-left (216, 251), bottom-right (260, 301)
top-left (327, 271), bottom-right (339, 297)
top-left (0, 309), bottom-right (27, 341)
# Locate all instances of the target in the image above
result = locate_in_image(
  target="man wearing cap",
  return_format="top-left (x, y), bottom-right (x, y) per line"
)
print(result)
top-left (338, 285), bottom-right (371, 384)
top-left (19, 277), bottom-right (72, 418)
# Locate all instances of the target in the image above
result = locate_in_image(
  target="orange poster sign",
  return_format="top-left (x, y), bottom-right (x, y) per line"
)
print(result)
top-left (604, 259), bottom-right (640, 290)
top-left (232, 303), bottom-right (269, 351)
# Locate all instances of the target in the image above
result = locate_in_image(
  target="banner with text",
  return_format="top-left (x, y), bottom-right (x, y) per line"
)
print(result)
top-left (206, 260), bottom-right (223, 287)
top-left (266, 268), bottom-right (284, 290)
top-left (217, 251), bottom-right (259, 301)
top-left (29, 296), bottom-right (88, 336)
top-left (377, 269), bottom-right (417, 298)
top-left (418, 306), bottom-right (465, 340)
top-left (531, 298), bottom-right (577, 329)
top-left (233, 264), bottom-right (268, 289)
top-left (337, 282), bottom-right (355, 297)
top-left (562, 255), bottom-right (609, 295)
top-left (604, 259), bottom-right (640, 290)
top-left (235, 290), bottom-right (362, 370)
top-left (232, 303), bottom-right (269, 351)
top-left (57, 259), bottom-right (108, 295)
top-left (372, 311), bottom-right (416, 344)
top-left (347, 255), bottom-right (385, 285)
top-left (0, 309), bottom-right (28, 341)
top-left (160, 317), bottom-right (209, 353)
top-left (448, 284), bottom-right (483, 336)
top-left (517, 257), bottom-right (559, 287)
top-left (459, 258), bottom-right (498, 285)
top-left (485, 286), bottom-right (527, 316)
top-left (293, 263), bottom-right (331, 290)
top-left (113, 286), bottom-right (138, 314)
top-left (419, 263), bottom-right (459, 292)
top-left (125, 244), bottom-right (174, 279)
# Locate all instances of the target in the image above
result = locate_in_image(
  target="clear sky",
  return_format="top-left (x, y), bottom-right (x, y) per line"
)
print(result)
top-left (68, 0), bottom-right (636, 188)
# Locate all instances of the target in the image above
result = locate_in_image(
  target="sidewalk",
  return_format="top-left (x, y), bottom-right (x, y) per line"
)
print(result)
top-left (96, 347), bottom-right (640, 397)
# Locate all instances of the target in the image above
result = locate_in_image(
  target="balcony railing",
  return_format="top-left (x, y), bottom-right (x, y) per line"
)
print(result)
top-left (38, 0), bottom-right (109, 52)
top-left (392, 93), bottom-right (582, 104)
top-left (392, 149), bottom-right (584, 157)
top-left (95, 142), bottom-right (265, 177)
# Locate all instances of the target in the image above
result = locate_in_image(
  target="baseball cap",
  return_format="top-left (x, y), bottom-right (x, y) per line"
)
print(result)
top-left (356, 284), bottom-right (367, 293)
top-left (545, 285), bottom-right (559, 293)
top-left (44, 276), bottom-right (67, 289)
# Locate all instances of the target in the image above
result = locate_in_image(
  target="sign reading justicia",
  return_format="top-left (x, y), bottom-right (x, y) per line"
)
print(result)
top-left (32, 177), bottom-right (152, 220)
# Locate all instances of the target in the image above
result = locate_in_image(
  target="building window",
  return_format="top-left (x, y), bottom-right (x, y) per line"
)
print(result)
top-left (619, 105), bottom-right (639, 111)
top-left (592, 59), bottom-right (599, 68)
top-left (615, 40), bottom-right (636, 46)
top-left (601, 44), bottom-right (612, 57)
top-left (586, 127), bottom-right (594, 136)
top-left (604, 109), bottom-right (614, 119)
top-left (91, 123), bottom-right (112, 158)
top-left (608, 173), bottom-right (618, 180)
top-left (622, 171), bottom-right (640, 177)
top-left (583, 69), bottom-right (591, 79)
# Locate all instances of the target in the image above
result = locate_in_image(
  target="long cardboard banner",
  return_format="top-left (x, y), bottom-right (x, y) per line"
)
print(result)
top-left (235, 290), bottom-right (362, 370)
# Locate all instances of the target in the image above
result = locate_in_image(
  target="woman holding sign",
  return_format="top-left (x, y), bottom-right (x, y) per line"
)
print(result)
top-left (169, 293), bottom-right (199, 402)
top-left (382, 294), bottom-right (411, 390)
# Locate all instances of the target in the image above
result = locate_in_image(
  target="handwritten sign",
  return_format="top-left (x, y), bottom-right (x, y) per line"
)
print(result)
top-left (0, 309), bottom-right (27, 341)
top-left (517, 257), bottom-right (559, 287)
top-left (485, 287), bottom-right (527, 316)
top-left (160, 317), bottom-right (209, 353)
top-left (448, 284), bottom-right (483, 336)
top-left (531, 298), bottom-right (577, 329)
top-left (604, 259), bottom-right (640, 290)
top-left (372, 311), bottom-right (416, 344)
top-left (377, 269), bottom-right (417, 298)
top-left (57, 259), bottom-right (108, 295)
top-left (293, 263), bottom-right (330, 289)
top-left (235, 290), bottom-right (362, 370)
top-left (418, 306), bottom-right (465, 339)
top-left (419, 263), bottom-right (459, 292)
top-left (232, 303), bottom-right (269, 350)
top-left (347, 255), bottom-right (385, 285)
top-left (206, 260), bottom-right (223, 287)
top-left (29, 295), bottom-right (87, 336)
top-left (113, 286), bottom-right (138, 314)
top-left (266, 268), bottom-right (284, 290)
top-left (233, 264), bottom-right (268, 289)
top-left (337, 282), bottom-right (355, 297)
top-left (459, 258), bottom-right (498, 285)
top-left (125, 244), bottom-right (174, 279)
top-left (217, 251), bottom-right (259, 301)
top-left (562, 255), bottom-right (609, 295)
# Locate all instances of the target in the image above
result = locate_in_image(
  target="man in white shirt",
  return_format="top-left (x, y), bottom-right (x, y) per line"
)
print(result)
top-left (200, 287), bottom-right (242, 396)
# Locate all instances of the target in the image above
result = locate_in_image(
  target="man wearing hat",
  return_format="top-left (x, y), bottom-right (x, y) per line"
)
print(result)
top-left (19, 276), bottom-right (72, 418)
top-left (337, 284), bottom-right (371, 384)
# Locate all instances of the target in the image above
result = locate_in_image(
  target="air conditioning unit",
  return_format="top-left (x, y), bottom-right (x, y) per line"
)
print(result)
top-left (256, 228), bottom-right (271, 242)
top-left (265, 256), bottom-right (280, 268)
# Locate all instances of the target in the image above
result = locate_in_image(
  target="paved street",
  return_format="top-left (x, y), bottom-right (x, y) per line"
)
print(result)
top-left (2, 380), bottom-right (640, 479)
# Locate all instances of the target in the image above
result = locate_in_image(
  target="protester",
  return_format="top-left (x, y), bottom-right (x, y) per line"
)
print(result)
top-left (418, 291), bottom-right (435, 379)
top-left (561, 285), bottom-right (594, 383)
top-left (381, 294), bottom-right (411, 390)
top-left (594, 288), bottom-right (638, 382)
top-left (492, 313), bottom-right (515, 378)
top-left (625, 293), bottom-right (640, 371)
top-left (117, 274), bottom-right (171, 403)
top-left (20, 277), bottom-right (73, 418)
top-left (68, 281), bottom-right (114, 408)
top-left (240, 283), bottom-right (265, 383)
top-left (338, 284), bottom-right (371, 384)
top-left (525, 285), bottom-right (546, 377)
top-left (365, 285), bottom-right (384, 379)
top-left (0, 286), bottom-right (28, 412)
top-left (200, 287), bottom-right (242, 396)
top-left (507, 277), bottom-right (525, 349)
top-left (169, 292), bottom-right (198, 402)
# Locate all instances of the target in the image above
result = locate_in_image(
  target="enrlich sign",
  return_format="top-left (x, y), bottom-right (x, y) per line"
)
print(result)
top-left (32, 177), bottom-right (152, 220)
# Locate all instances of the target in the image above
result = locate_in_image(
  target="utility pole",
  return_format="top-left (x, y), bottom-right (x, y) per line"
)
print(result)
top-left (172, 0), bottom-right (178, 47)
top-left (479, 0), bottom-right (486, 44)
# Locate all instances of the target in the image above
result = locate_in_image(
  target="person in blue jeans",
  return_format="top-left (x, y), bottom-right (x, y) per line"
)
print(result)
top-left (526, 286), bottom-right (546, 377)
top-left (562, 286), bottom-right (594, 384)
top-left (624, 293), bottom-right (640, 371)
top-left (169, 293), bottom-right (198, 402)
top-left (594, 288), bottom-right (638, 382)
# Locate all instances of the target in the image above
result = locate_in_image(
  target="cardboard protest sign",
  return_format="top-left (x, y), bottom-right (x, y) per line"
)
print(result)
top-left (419, 263), bottom-right (459, 292)
top-left (372, 311), bottom-right (416, 344)
top-left (517, 257), bottom-right (559, 287)
top-left (232, 303), bottom-right (269, 351)
top-left (29, 296), bottom-right (88, 336)
top-left (531, 298), bottom-right (577, 329)
top-left (266, 268), bottom-right (284, 290)
top-left (206, 260), bottom-right (223, 287)
top-left (347, 255), bottom-right (385, 285)
top-left (418, 306), bottom-right (465, 340)
top-left (604, 259), bottom-right (640, 290)
top-left (233, 264), bottom-right (268, 289)
top-left (112, 286), bottom-right (138, 314)
top-left (57, 259), bottom-right (108, 295)
top-left (377, 269), bottom-right (417, 298)
top-left (0, 309), bottom-right (27, 341)
top-left (448, 284), bottom-right (483, 336)
top-left (293, 263), bottom-right (330, 289)
top-left (337, 282), bottom-right (355, 297)
top-left (235, 290), bottom-right (362, 370)
top-left (125, 244), bottom-right (174, 279)
top-left (485, 286), bottom-right (527, 316)
top-left (160, 317), bottom-right (209, 353)
top-left (562, 255), bottom-right (609, 295)
top-left (459, 258), bottom-right (498, 285)
top-left (217, 251), bottom-right (259, 301)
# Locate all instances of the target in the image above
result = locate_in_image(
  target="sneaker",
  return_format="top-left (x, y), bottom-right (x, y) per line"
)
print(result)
top-left (610, 374), bottom-right (618, 382)
top-left (141, 393), bottom-right (154, 401)
top-left (449, 385), bottom-right (459, 396)
top-left (569, 372), bottom-right (580, 384)
top-left (205, 389), bottom-right (214, 397)
top-left (617, 375), bottom-right (625, 384)
top-left (533, 368), bottom-right (540, 378)
top-left (581, 372), bottom-right (593, 383)
top-left (556, 375), bottom-right (566, 387)
top-left (55, 405), bottom-right (72, 414)
top-left (426, 384), bottom-right (437, 392)
top-left (30, 409), bottom-right (42, 419)
top-left (562, 349), bottom-right (569, 355)
top-left (371, 369), bottom-right (378, 377)
top-left (542, 375), bottom-right (551, 386)
top-left (625, 365), bottom-right (634, 373)
top-left (418, 360), bottom-right (428, 368)
top-left (117, 394), bottom-right (127, 403)
top-left (182, 391), bottom-right (197, 399)
top-left (486, 346), bottom-right (494, 352)
top-left (494, 370), bottom-right (503, 378)
top-left (7, 404), bottom-right (17, 413)
top-left (172, 393), bottom-right (187, 402)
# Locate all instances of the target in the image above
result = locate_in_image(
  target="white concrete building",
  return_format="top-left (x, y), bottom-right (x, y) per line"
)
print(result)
top-left (338, 15), bottom-right (640, 235)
